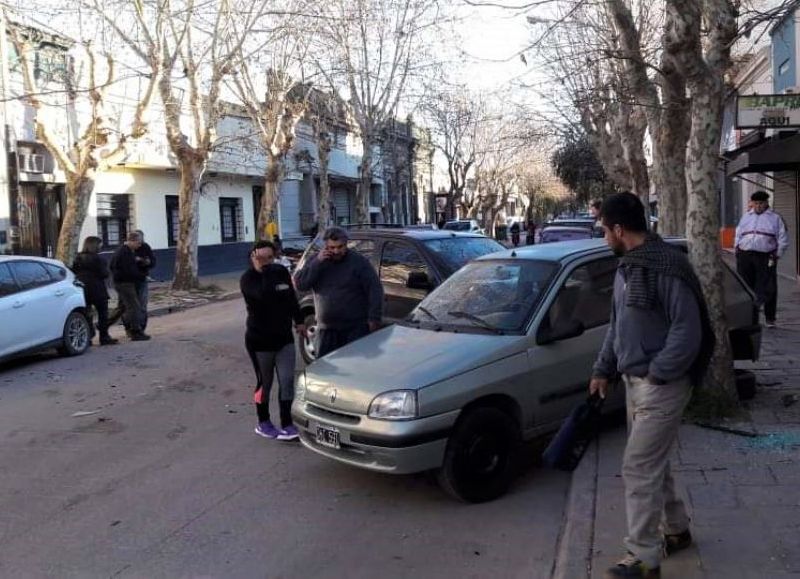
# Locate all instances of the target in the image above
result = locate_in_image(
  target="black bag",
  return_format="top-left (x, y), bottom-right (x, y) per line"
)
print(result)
top-left (542, 394), bottom-right (604, 471)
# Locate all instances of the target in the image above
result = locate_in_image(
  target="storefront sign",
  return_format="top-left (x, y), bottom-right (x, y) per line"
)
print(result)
top-left (736, 94), bottom-right (800, 128)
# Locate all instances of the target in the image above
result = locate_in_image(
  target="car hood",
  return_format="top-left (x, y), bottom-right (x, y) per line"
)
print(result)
top-left (303, 325), bottom-right (522, 414)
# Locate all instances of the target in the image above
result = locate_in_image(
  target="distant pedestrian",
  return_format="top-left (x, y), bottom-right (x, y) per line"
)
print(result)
top-left (735, 190), bottom-right (789, 327)
top-left (109, 232), bottom-right (150, 341)
top-left (242, 241), bottom-right (305, 441)
top-left (293, 226), bottom-right (383, 357)
top-left (133, 230), bottom-right (156, 331)
top-left (272, 235), bottom-right (293, 270)
top-left (510, 221), bottom-right (521, 247)
top-left (72, 236), bottom-right (118, 346)
top-left (590, 192), bottom-right (714, 579)
top-left (526, 220), bottom-right (536, 245)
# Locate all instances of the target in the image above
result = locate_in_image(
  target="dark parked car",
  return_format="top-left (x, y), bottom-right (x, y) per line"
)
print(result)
top-left (294, 227), bottom-right (505, 362)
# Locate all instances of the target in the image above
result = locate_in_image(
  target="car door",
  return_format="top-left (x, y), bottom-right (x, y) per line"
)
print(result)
top-left (8, 260), bottom-right (64, 346)
top-left (379, 241), bottom-right (435, 322)
top-left (0, 263), bottom-right (27, 357)
top-left (526, 256), bottom-right (619, 427)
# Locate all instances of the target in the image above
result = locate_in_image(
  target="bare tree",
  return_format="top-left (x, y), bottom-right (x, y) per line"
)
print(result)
top-left (314, 0), bottom-right (440, 224)
top-left (93, 0), bottom-right (270, 289)
top-left (8, 17), bottom-right (156, 265)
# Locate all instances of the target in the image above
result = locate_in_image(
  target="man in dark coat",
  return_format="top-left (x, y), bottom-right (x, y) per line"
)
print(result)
top-left (110, 231), bottom-right (150, 341)
top-left (133, 229), bottom-right (156, 331)
top-left (72, 236), bottom-right (118, 345)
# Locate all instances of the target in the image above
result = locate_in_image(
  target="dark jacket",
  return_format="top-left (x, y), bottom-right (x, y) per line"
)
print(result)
top-left (135, 242), bottom-right (157, 277)
top-left (72, 252), bottom-right (110, 303)
top-left (110, 244), bottom-right (146, 284)
top-left (241, 264), bottom-right (303, 351)
top-left (293, 250), bottom-right (383, 330)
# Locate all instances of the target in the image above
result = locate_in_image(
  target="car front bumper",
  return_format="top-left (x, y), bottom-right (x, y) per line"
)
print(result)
top-left (291, 401), bottom-right (460, 474)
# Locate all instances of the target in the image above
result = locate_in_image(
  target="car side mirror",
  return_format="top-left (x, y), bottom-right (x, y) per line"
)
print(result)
top-left (537, 319), bottom-right (585, 345)
top-left (407, 271), bottom-right (433, 290)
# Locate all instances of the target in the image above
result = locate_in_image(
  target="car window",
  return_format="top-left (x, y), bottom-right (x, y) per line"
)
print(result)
top-left (348, 239), bottom-right (377, 263)
top-left (44, 263), bottom-right (67, 281)
top-left (543, 257), bottom-right (618, 334)
top-left (10, 261), bottom-right (54, 290)
top-left (444, 221), bottom-right (469, 231)
top-left (380, 242), bottom-right (431, 286)
top-left (423, 237), bottom-right (504, 272)
top-left (0, 263), bottom-right (19, 297)
top-left (411, 259), bottom-right (559, 333)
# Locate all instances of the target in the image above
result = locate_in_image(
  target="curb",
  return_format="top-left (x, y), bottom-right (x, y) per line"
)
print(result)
top-left (552, 440), bottom-right (599, 579)
top-left (146, 291), bottom-right (241, 318)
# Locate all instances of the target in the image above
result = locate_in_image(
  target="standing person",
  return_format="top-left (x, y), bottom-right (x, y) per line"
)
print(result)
top-left (735, 190), bottom-right (789, 327)
top-left (589, 192), bottom-right (714, 579)
top-left (590, 199), bottom-right (602, 221)
top-left (526, 219), bottom-right (536, 245)
top-left (293, 226), bottom-right (383, 357)
top-left (72, 236), bottom-right (118, 346)
top-left (133, 230), bottom-right (156, 332)
top-left (272, 235), bottom-right (293, 270)
top-left (242, 241), bottom-right (306, 441)
top-left (109, 232), bottom-right (150, 341)
top-left (510, 221), bottom-right (521, 247)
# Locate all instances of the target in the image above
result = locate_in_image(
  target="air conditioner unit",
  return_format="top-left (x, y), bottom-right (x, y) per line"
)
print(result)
top-left (19, 153), bottom-right (44, 173)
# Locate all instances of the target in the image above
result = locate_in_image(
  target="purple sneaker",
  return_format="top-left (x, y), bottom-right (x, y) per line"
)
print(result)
top-left (277, 425), bottom-right (299, 441)
top-left (254, 421), bottom-right (280, 439)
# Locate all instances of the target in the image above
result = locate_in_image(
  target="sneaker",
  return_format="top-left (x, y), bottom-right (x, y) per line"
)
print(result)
top-left (664, 529), bottom-right (692, 556)
top-left (130, 333), bottom-right (151, 341)
top-left (604, 553), bottom-right (660, 578)
top-left (99, 336), bottom-right (119, 346)
top-left (277, 425), bottom-right (299, 441)
top-left (254, 421), bottom-right (280, 439)
top-left (766, 319), bottom-right (777, 328)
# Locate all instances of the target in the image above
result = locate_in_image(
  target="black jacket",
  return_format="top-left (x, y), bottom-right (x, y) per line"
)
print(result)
top-left (241, 264), bottom-right (303, 351)
top-left (72, 252), bottom-right (110, 303)
top-left (110, 245), bottom-right (146, 284)
top-left (135, 242), bottom-right (157, 276)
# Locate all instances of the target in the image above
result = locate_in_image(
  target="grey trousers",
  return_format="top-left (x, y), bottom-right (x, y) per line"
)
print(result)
top-left (622, 375), bottom-right (692, 568)
top-left (253, 343), bottom-right (296, 403)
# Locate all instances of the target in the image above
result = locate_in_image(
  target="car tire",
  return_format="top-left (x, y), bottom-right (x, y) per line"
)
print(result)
top-left (300, 309), bottom-right (318, 364)
top-left (57, 311), bottom-right (91, 357)
top-left (437, 406), bottom-right (519, 503)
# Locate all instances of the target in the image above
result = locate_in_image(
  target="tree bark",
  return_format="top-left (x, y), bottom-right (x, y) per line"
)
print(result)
top-left (258, 159), bottom-right (284, 240)
top-left (357, 140), bottom-right (372, 224)
top-left (173, 160), bottom-right (204, 290)
top-left (56, 173), bottom-right (96, 265)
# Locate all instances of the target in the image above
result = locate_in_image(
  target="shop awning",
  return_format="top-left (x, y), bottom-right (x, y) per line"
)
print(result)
top-left (726, 133), bottom-right (800, 175)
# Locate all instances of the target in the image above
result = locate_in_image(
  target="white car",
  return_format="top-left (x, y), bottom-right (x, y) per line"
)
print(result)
top-left (0, 255), bottom-right (91, 362)
top-left (442, 219), bottom-right (485, 235)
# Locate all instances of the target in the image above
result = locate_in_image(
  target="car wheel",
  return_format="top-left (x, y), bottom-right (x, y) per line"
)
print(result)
top-left (437, 407), bottom-right (519, 503)
top-left (300, 310), bottom-right (318, 364)
top-left (57, 311), bottom-right (91, 357)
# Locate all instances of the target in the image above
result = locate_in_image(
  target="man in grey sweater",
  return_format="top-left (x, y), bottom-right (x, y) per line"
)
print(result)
top-left (590, 193), bottom-right (713, 579)
top-left (294, 227), bottom-right (383, 357)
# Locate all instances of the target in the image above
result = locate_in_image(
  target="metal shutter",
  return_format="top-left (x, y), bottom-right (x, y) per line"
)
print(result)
top-left (333, 188), bottom-right (351, 225)
top-left (772, 171), bottom-right (798, 279)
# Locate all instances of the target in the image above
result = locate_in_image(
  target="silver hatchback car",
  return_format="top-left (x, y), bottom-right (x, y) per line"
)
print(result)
top-left (292, 239), bottom-right (761, 502)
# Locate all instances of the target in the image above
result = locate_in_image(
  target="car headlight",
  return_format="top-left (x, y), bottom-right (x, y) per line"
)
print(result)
top-left (368, 390), bottom-right (417, 420)
top-left (296, 372), bottom-right (307, 402)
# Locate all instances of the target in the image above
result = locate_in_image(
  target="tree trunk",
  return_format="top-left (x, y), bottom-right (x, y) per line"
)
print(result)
top-left (357, 143), bottom-right (372, 224)
top-left (317, 132), bottom-right (333, 232)
top-left (56, 172), bottom-right (95, 265)
top-left (172, 160), bottom-right (204, 291)
top-left (258, 158), bottom-right (284, 240)
top-left (685, 79), bottom-right (738, 412)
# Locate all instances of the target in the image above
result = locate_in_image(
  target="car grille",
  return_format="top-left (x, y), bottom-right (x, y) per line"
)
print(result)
top-left (305, 403), bottom-right (361, 425)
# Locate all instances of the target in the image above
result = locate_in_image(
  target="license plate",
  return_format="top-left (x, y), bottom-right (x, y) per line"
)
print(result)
top-left (316, 424), bottom-right (340, 449)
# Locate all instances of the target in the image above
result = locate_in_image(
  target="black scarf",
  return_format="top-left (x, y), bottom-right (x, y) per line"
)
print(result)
top-left (620, 234), bottom-right (715, 386)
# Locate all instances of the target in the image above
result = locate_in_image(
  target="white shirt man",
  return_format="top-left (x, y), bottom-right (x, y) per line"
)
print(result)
top-left (735, 205), bottom-right (789, 257)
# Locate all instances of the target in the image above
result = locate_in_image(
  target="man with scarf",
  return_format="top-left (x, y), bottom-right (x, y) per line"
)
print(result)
top-left (590, 193), bottom-right (714, 579)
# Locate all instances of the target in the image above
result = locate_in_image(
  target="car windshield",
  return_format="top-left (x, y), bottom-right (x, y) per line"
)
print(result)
top-left (443, 221), bottom-right (470, 231)
top-left (423, 237), bottom-right (505, 272)
top-left (408, 259), bottom-right (559, 333)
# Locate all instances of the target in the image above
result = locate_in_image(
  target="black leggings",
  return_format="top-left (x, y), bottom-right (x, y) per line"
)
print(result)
top-left (249, 343), bottom-right (295, 427)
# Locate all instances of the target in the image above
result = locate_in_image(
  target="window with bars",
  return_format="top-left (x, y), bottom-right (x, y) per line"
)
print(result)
top-left (166, 195), bottom-right (179, 247)
top-left (219, 197), bottom-right (244, 243)
top-left (96, 194), bottom-right (131, 248)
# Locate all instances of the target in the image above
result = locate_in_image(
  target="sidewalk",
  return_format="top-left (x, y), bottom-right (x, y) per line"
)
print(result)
top-left (108, 271), bottom-right (243, 317)
top-left (555, 275), bottom-right (800, 579)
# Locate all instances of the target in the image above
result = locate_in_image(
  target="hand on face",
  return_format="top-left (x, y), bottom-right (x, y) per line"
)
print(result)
top-left (251, 247), bottom-right (275, 271)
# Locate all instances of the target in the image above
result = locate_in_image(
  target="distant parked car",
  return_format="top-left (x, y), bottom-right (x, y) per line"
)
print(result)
top-left (0, 256), bottom-right (91, 362)
top-left (442, 219), bottom-right (484, 235)
top-left (293, 227), bottom-right (505, 363)
top-left (539, 225), bottom-right (595, 244)
top-left (292, 238), bottom-right (761, 502)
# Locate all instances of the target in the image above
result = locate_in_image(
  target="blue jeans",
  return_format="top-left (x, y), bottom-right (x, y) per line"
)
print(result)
top-left (136, 280), bottom-right (149, 331)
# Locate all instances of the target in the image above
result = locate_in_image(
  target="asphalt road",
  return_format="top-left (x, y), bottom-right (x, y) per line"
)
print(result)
top-left (0, 299), bottom-right (571, 579)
